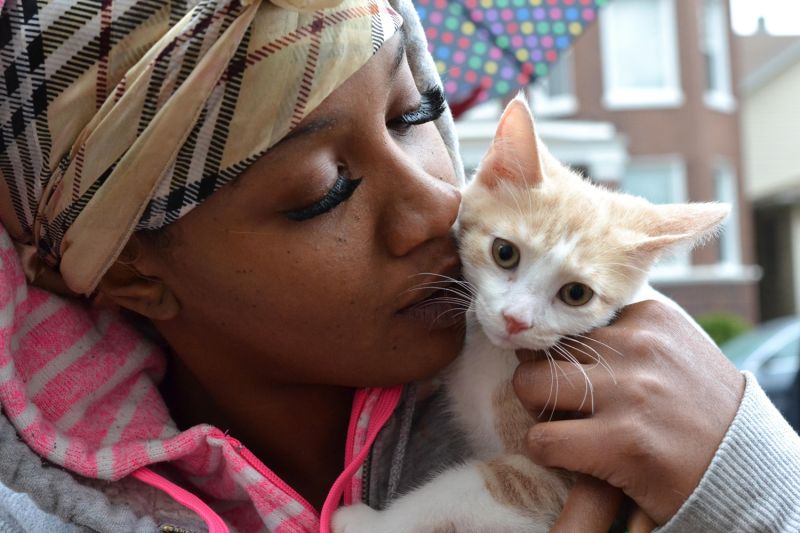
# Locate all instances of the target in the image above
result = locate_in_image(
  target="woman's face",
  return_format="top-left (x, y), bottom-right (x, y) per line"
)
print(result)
top-left (143, 32), bottom-right (464, 387)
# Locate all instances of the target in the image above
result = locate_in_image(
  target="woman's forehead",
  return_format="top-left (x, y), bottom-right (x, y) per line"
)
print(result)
top-left (273, 32), bottom-right (408, 147)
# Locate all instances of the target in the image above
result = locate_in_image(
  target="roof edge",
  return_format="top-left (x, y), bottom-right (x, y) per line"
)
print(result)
top-left (741, 38), bottom-right (800, 94)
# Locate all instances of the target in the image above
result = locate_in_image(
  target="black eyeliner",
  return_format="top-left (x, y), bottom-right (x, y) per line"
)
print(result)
top-left (285, 175), bottom-right (362, 221)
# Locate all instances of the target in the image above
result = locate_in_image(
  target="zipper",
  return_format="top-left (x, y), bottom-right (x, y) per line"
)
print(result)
top-left (361, 444), bottom-right (373, 506)
top-left (224, 434), bottom-right (320, 519)
top-left (159, 525), bottom-right (197, 533)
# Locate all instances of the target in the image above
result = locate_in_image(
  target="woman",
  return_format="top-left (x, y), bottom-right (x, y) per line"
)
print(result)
top-left (0, 0), bottom-right (798, 531)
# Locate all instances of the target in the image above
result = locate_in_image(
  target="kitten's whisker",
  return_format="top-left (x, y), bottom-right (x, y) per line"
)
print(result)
top-left (410, 272), bottom-right (455, 279)
top-left (409, 276), bottom-right (472, 287)
top-left (418, 298), bottom-right (470, 311)
top-left (404, 285), bottom-right (471, 297)
top-left (542, 347), bottom-right (560, 422)
top-left (417, 288), bottom-right (473, 301)
top-left (425, 303), bottom-right (471, 313)
top-left (405, 279), bottom-right (474, 292)
top-left (595, 269), bottom-right (638, 283)
top-left (573, 334), bottom-right (625, 359)
top-left (597, 262), bottom-right (651, 276)
top-left (560, 336), bottom-right (613, 370)
top-left (560, 338), bottom-right (616, 384)
top-left (432, 307), bottom-right (468, 324)
top-left (593, 265), bottom-right (640, 283)
top-left (406, 275), bottom-right (475, 295)
top-left (403, 283), bottom-right (475, 301)
top-left (553, 343), bottom-right (595, 414)
top-left (498, 178), bottom-right (526, 221)
top-left (546, 345), bottom-right (574, 387)
top-left (500, 174), bottom-right (532, 222)
top-left (407, 280), bottom-right (470, 288)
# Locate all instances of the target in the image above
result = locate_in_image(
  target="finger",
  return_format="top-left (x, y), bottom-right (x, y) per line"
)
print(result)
top-left (515, 348), bottom-right (547, 363)
top-left (628, 506), bottom-right (658, 533)
top-left (549, 475), bottom-right (623, 533)
top-left (517, 337), bottom-right (615, 367)
top-left (585, 299), bottom-right (702, 357)
top-left (558, 334), bottom-right (625, 370)
top-left (524, 419), bottom-right (618, 483)
top-left (513, 359), bottom-right (612, 414)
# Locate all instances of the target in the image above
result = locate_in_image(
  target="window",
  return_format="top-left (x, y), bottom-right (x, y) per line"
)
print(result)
top-left (713, 161), bottom-right (742, 265)
top-left (619, 157), bottom-right (689, 266)
top-left (600, 0), bottom-right (683, 109)
top-left (620, 158), bottom-right (686, 205)
top-left (701, 0), bottom-right (735, 112)
top-left (530, 51), bottom-right (577, 117)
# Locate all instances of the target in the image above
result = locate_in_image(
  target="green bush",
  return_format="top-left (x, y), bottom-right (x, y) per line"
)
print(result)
top-left (696, 312), bottom-right (752, 346)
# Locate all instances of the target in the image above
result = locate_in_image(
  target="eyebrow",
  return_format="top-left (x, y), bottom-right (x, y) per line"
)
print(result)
top-left (274, 32), bottom-right (408, 148)
top-left (389, 29), bottom-right (408, 82)
top-left (278, 117), bottom-right (338, 145)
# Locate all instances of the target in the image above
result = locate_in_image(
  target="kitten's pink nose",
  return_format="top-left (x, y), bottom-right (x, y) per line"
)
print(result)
top-left (503, 313), bottom-right (530, 335)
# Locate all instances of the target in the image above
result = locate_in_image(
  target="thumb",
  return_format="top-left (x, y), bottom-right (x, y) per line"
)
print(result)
top-left (549, 475), bottom-right (622, 533)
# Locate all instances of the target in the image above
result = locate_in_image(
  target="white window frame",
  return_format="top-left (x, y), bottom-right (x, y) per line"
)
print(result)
top-left (713, 159), bottom-right (742, 266)
top-left (600, 0), bottom-right (684, 110)
top-left (529, 52), bottom-right (578, 118)
top-left (700, 0), bottom-right (736, 113)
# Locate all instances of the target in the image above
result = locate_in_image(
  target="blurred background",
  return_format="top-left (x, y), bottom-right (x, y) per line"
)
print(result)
top-left (419, 0), bottom-right (800, 429)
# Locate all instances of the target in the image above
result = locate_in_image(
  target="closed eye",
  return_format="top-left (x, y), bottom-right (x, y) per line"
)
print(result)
top-left (285, 172), bottom-right (362, 221)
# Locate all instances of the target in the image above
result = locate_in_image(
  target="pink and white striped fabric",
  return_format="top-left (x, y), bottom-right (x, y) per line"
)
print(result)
top-left (0, 223), bottom-right (402, 532)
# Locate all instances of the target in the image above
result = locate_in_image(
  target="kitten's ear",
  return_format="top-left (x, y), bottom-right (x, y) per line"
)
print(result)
top-left (478, 94), bottom-right (544, 189)
top-left (630, 202), bottom-right (731, 259)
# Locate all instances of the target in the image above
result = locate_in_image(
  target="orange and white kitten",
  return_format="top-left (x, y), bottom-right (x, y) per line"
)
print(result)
top-left (332, 95), bottom-right (728, 533)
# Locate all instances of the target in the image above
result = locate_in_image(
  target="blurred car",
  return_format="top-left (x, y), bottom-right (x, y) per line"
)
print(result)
top-left (719, 316), bottom-right (800, 432)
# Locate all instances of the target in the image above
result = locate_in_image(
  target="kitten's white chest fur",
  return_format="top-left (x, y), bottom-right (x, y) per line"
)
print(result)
top-left (446, 314), bottom-right (519, 458)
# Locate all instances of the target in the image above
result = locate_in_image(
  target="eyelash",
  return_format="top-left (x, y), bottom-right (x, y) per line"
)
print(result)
top-left (285, 172), bottom-right (363, 222)
top-left (389, 85), bottom-right (447, 135)
top-left (285, 86), bottom-right (446, 222)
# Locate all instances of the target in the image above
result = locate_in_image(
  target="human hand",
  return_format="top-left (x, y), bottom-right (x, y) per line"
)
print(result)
top-left (512, 300), bottom-right (745, 524)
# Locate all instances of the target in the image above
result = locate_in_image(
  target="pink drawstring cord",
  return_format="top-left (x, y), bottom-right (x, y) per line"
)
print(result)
top-left (319, 385), bottom-right (403, 533)
top-left (132, 467), bottom-right (230, 533)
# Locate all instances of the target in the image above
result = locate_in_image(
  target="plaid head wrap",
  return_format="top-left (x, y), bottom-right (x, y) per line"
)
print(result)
top-left (0, 0), bottom-right (403, 295)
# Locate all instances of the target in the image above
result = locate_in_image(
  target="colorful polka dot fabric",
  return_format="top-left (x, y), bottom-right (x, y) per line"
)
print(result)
top-left (416, 0), bottom-right (607, 111)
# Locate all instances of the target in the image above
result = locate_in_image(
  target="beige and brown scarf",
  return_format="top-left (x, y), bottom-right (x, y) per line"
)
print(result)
top-left (0, 0), bottom-right (403, 294)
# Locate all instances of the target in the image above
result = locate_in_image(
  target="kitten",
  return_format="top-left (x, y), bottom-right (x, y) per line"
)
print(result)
top-left (332, 95), bottom-right (729, 533)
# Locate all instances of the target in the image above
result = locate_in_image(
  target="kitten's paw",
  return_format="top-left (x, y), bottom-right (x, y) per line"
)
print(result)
top-left (331, 503), bottom-right (384, 533)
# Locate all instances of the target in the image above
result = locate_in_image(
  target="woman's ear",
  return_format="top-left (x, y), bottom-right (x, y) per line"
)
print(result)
top-left (96, 236), bottom-right (180, 321)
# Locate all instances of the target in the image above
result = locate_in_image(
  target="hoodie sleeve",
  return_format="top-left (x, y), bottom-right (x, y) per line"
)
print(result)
top-left (656, 371), bottom-right (800, 532)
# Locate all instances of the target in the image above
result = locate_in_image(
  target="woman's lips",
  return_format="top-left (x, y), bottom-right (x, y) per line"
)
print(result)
top-left (397, 287), bottom-right (466, 330)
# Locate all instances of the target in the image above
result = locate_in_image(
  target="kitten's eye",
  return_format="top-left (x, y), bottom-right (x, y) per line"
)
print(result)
top-left (558, 283), bottom-right (594, 306)
top-left (492, 238), bottom-right (520, 269)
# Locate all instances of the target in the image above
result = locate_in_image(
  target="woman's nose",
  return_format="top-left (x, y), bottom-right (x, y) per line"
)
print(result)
top-left (379, 157), bottom-right (461, 258)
